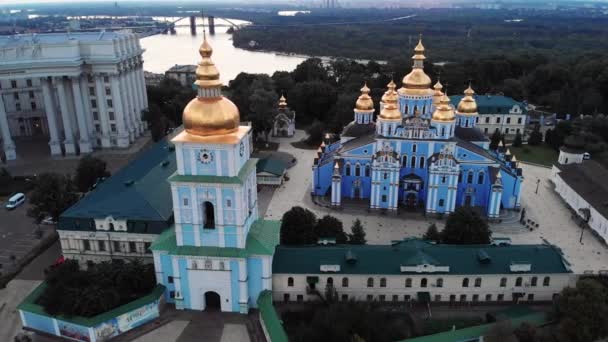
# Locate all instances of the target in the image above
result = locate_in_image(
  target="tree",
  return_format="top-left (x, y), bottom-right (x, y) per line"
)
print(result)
top-left (27, 173), bottom-right (79, 222)
top-left (315, 215), bottom-right (347, 243)
top-left (280, 206), bottom-right (317, 245)
top-left (142, 103), bottom-right (168, 142)
top-left (440, 207), bottom-right (491, 244)
top-left (290, 81), bottom-right (337, 124)
top-left (74, 155), bottom-right (110, 193)
top-left (306, 120), bottom-right (325, 145)
top-left (292, 58), bottom-right (327, 83)
top-left (528, 125), bottom-right (543, 146)
top-left (554, 278), bottom-right (608, 342)
top-left (513, 322), bottom-right (537, 342)
top-left (349, 219), bottom-right (367, 245)
top-left (248, 82), bottom-right (278, 142)
top-left (513, 131), bottom-right (523, 147)
top-left (423, 223), bottom-right (441, 242)
top-left (490, 129), bottom-right (503, 150)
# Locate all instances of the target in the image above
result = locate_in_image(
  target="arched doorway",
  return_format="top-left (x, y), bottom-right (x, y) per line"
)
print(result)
top-left (405, 192), bottom-right (417, 208)
top-left (204, 291), bottom-right (221, 311)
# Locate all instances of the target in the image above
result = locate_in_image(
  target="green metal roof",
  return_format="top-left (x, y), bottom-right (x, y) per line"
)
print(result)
top-left (59, 139), bottom-right (176, 233)
top-left (169, 159), bottom-right (258, 185)
top-left (150, 219), bottom-right (280, 257)
top-left (273, 239), bottom-right (571, 275)
top-left (257, 158), bottom-right (287, 177)
top-left (257, 290), bottom-right (289, 342)
top-left (17, 282), bottom-right (165, 327)
top-left (450, 95), bottom-right (527, 115)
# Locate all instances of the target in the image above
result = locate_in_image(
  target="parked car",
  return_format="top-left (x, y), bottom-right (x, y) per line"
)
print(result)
top-left (5, 192), bottom-right (25, 210)
top-left (583, 152), bottom-right (591, 160)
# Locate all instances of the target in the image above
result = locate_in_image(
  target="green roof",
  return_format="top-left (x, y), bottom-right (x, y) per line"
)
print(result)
top-left (273, 239), bottom-right (571, 275)
top-left (59, 139), bottom-right (176, 233)
top-left (403, 312), bottom-right (548, 342)
top-left (257, 290), bottom-right (289, 342)
top-left (257, 158), bottom-right (287, 177)
top-left (18, 282), bottom-right (165, 327)
top-left (169, 159), bottom-right (258, 185)
top-left (450, 95), bottom-right (527, 115)
top-left (151, 219), bottom-right (280, 257)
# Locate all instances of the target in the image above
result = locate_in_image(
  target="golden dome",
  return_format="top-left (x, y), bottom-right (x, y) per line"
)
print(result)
top-left (432, 80), bottom-right (444, 106)
top-left (278, 95), bottom-right (287, 108)
top-left (183, 36), bottom-right (240, 137)
top-left (379, 81), bottom-right (401, 121)
top-left (398, 35), bottom-right (433, 96)
top-left (432, 94), bottom-right (455, 122)
top-left (355, 83), bottom-right (374, 111)
top-left (457, 85), bottom-right (478, 115)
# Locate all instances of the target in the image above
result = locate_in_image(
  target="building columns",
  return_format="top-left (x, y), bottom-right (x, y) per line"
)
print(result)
top-left (0, 94), bottom-right (16, 161)
top-left (94, 75), bottom-right (111, 148)
top-left (130, 65), bottom-right (145, 133)
top-left (70, 76), bottom-right (92, 153)
top-left (119, 71), bottom-right (135, 142)
top-left (126, 65), bottom-right (142, 136)
top-left (78, 76), bottom-right (95, 148)
top-left (40, 77), bottom-right (62, 156)
top-left (110, 75), bottom-right (130, 148)
top-left (55, 77), bottom-right (76, 155)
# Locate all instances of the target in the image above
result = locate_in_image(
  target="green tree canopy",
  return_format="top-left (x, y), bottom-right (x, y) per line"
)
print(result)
top-left (315, 215), bottom-right (347, 244)
top-left (248, 79), bottom-right (278, 142)
top-left (280, 206), bottom-right (317, 245)
top-left (349, 219), bottom-right (367, 245)
top-left (74, 155), bottom-right (110, 193)
top-left (512, 131), bottom-right (523, 147)
top-left (423, 223), bottom-right (441, 242)
top-left (490, 129), bottom-right (503, 150)
top-left (555, 278), bottom-right (608, 342)
top-left (441, 207), bottom-right (491, 244)
top-left (27, 173), bottom-right (79, 222)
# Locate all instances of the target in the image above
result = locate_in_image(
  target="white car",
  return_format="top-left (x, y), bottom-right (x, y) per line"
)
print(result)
top-left (41, 216), bottom-right (57, 225)
top-left (6, 193), bottom-right (25, 210)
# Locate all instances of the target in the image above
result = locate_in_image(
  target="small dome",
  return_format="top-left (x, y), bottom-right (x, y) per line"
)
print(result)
top-left (432, 80), bottom-right (444, 106)
top-left (399, 35), bottom-right (433, 96)
top-left (432, 94), bottom-right (456, 122)
top-left (379, 81), bottom-right (401, 121)
top-left (355, 83), bottom-right (374, 111)
top-left (456, 85), bottom-right (478, 115)
top-left (278, 95), bottom-right (288, 108)
top-left (183, 36), bottom-right (240, 137)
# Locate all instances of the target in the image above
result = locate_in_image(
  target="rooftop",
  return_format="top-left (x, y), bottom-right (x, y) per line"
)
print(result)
top-left (0, 31), bottom-right (126, 48)
top-left (554, 160), bottom-right (608, 219)
top-left (166, 64), bottom-right (197, 73)
top-left (257, 158), bottom-right (287, 177)
top-left (273, 239), bottom-right (571, 275)
top-left (450, 94), bottom-right (526, 115)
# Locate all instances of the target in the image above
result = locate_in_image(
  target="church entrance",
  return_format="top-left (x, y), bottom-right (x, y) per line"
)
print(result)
top-left (204, 291), bottom-right (221, 311)
top-left (354, 187), bottom-right (361, 199)
top-left (464, 195), bottom-right (472, 207)
top-left (405, 192), bottom-right (417, 208)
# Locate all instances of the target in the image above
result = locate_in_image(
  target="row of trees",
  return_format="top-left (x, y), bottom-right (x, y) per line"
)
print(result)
top-left (280, 206), bottom-right (366, 245)
top-left (423, 207), bottom-right (492, 245)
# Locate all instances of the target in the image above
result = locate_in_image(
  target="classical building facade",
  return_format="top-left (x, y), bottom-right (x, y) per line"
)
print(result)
top-left (312, 38), bottom-right (524, 217)
top-left (449, 94), bottom-right (527, 138)
top-left (0, 31), bottom-right (148, 160)
top-left (273, 239), bottom-right (574, 304)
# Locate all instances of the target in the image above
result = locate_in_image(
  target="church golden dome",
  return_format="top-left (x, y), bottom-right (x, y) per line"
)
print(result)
top-left (432, 94), bottom-right (456, 122)
top-left (355, 83), bottom-right (374, 111)
top-left (457, 85), bottom-right (478, 115)
top-left (379, 81), bottom-right (401, 121)
top-left (399, 35), bottom-right (434, 96)
top-left (183, 36), bottom-right (240, 137)
top-left (432, 80), bottom-right (444, 106)
top-left (278, 95), bottom-right (288, 109)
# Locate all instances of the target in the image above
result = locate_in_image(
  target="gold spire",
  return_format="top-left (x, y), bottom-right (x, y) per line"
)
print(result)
top-left (506, 148), bottom-right (511, 156)
top-left (399, 34), bottom-right (433, 96)
top-left (278, 94), bottom-right (287, 108)
top-left (182, 36), bottom-right (240, 137)
top-left (379, 81), bottom-right (401, 121)
top-left (433, 80), bottom-right (444, 106)
top-left (355, 82), bottom-right (374, 111)
top-left (511, 155), bottom-right (518, 162)
top-left (432, 93), bottom-right (455, 122)
top-left (498, 140), bottom-right (504, 147)
top-left (457, 83), bottom-right (478, 115)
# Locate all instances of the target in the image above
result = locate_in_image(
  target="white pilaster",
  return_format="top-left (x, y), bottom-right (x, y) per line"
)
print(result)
top-left (56, 77), bottom-right (76, 155)
top-left (70, 76), bottom-right (92, 153)
top-left (119, 71), bottom-right (135, 142)
top-left (79, 75), bottom-right (95, 148)
top-left (110, 75), bottom-right (130, 147)
top-left (125, 65), bottom-right (140, 137)
top-left (238, 259), bottom-right (249, 313)
top-left (94, 75), bottom-right (111, 148)
top-left (40, 78), bottom-right (62, 155)
top-left (128, 66), bottom-right (143, 134)
top-left (0, 94), bottom-right (16, 160)
top-left (262, 257), bottom-right (272, 290)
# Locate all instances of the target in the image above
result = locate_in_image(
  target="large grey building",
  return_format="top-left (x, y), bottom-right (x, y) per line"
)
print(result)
top-left (0, 31), bottom-right (149, 161)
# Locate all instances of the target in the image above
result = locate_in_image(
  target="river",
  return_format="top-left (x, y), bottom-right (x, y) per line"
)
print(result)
top-left (140, 17), bottom-right (308, 84)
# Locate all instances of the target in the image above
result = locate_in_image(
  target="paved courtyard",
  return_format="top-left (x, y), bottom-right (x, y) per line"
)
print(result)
top-left (265, 130), bottom-right (608, 274)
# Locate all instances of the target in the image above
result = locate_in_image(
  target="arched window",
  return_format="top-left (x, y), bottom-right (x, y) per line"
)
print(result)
top-left (380, 278), bottom-right (387, 287)
top-left (192, 260), bottom-right (198, 269)
top-left (327, 277), bottom-right (334, 286)
top-left (500, 277), bottom-right (507, 287)
top-left (202, 202), bottom-right (215, 229)
top-left (419, 156), bottom-right (425, 169)
top-left (411, 156), bottom-right (416, 168)
top-left (405, 278), bottom-right (412, 288)
top-left (441, 127), bottom-right (445, 137)
top-left (365, 164), bottom-right (370, 177)
top-left (422, 105), bottom-right (426, 114)
top-left (109, 223), bottom-right (114, 231)
top-left (388, 125), bottom-right (392, 135)
top-left (474, 278), bottom-right (482, 287)
top-left (543, 277), bottom-right (551, 286)
top-left (367, 278), bottom-right (374, 287)
top-left (342, 277), bottom-right (349, 287)
top-left (288, 277), bottom-right (294, 287)
top-left (436, 278), bottom-right (443, 287)
top-left (405, 105), bottom-right (409, 114)
top-left (478, 172), bottom-right (484, 184)
top-left (516, 277), bottom-right (523, 287)
top-left (531, 277), bottom-right (538, 287)
top-left (421, 278), bottom-right (427, 288)
top-left (345, 163), bottom-right (351, 176)
top-left (355, 164), bottom-right (361, 177)
top-left (412, 144), bottom-right (417, 153)
top-left (462, 278), bottom-right (469, 287)
top-left (467, 171), bottom-right (474, 184)
top-left (204, 259), bottom-right (212, 269)
top-left (402, 155), bottom-right (408, 167)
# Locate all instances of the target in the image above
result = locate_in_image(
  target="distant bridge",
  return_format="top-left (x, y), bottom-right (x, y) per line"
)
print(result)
top-left (169, 15), bottom-right (246, 35)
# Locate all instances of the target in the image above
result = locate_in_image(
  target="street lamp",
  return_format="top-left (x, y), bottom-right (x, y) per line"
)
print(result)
top-left (535, 178), bottom-right (540, 194)
top-left (578, 208), bottom-right (591, 244)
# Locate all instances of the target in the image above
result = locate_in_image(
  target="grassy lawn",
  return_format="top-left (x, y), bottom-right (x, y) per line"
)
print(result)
top-left (510, 145), bottom-right (558, 166)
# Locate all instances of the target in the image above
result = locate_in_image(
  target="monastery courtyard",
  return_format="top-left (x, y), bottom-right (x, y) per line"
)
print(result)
top-left (264, 130), bottom-right (608, 275)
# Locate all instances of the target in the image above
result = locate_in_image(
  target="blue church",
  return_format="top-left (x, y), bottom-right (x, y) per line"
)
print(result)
top-left (312, 37), bottom-right (523, 217)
